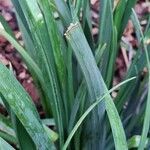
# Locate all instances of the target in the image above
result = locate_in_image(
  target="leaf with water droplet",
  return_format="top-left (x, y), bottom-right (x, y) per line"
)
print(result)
top-left (0, 63), bottom-right (56, 149)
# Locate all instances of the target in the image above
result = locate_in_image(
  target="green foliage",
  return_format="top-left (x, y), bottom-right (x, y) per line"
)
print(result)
top-left (0, 0), bottom-right (149, 149)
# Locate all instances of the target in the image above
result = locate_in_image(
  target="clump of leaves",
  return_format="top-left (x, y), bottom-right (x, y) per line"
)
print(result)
top-left (0, 0), bottom-right (150, 150)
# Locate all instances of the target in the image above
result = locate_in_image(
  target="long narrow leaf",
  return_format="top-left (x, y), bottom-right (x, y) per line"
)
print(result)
top-left (0, 64), bottom-right (55, 149)
top-left (1, 2), bottom-right (65, 146)
top-left (131, 9), bottom-right (150, 150)
top-left (65, 22), bottom-right (128, 150)
top-left (98, 0), bottom-right (113, 85)
top-left (63, 77), bottom-right (136, 150)
top-left (53, 0), bottom-right (71, 25)
top-left (0, 137), bottom-right (15, 150)
top-left (38, 0), bottom-right (68, 127)
top-left (0, 29), bottom-right (45, 90)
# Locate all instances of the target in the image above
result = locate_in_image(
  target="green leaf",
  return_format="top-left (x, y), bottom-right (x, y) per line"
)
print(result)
top-left (38, 0), bottom-right (66, 89)
top-left (53, 0), bottom-right (71, 25)
top-left (68, 43), bottom-right (106, 133)
top-left (0, 114), bottom-right (15, 139)
top-left (42, 118), bottom-right (55, 126)
top-left (43, 125), bottom-right (58, 142)
top-left (99, 0), bottom-right (113, 45)
top-left (128, 135), bottom-right (150, 149)
top-left (0, 17), bottom-right (41, 149)
top-left (117, 0), bottom-right (137, 40)
top-left (11, 113), bottom-right (36, 150)
top-left (0, 5), bottom-right (65, 145)
top-left (0, 64), bottom-right (55, 149)
top-left (82, 0), bottom-right (94, 49)
top-left (63, 77), bottom-right (136, 150)
top-left (98, 0), bottom-right (114, 85)
top-left (0, 136), bottom-right (15, 150)
top-left (0, 28), bottom-right (52, 118)
top-left (65, 22), bottom-right (128, 150)
top-left (65, 22), bottom-right (105, 149)
top-left (114, 0), bottom-right (127, 34)
top-left (105, 26), bottom-right (118, 87)
top-left (38, 0), bottom-right (68, 128)
top-left (66, 45), bottom-right (74, 111)
top-left (0, 15), bottom-right (14, 37)
top-left (0, 29), bottom-right (45, 93)
top-left (74, 0), bottom-right (82, 15)
top-left (0, 114), bottom-right (17, 144)
top-left (131, 9), bottom-right (150, 150)
top-left (9, 1), bottom-right (66, 148)
top-left (0, 131), bottom-right (17, 145)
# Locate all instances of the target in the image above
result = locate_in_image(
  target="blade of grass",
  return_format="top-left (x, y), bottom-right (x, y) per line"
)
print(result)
top-left (115, 41), bottom-right (150, 112)
top-left (42, 118), bottom-right (55, 126)
top-left (124, 87), bottom-right (147, 136)
top-left (0, 15), bottom-right (14, 37)
top-left (65, 22), bottom-right (128, 150)
top-left (37, 0), bottom-right (67, 93)
top-left (37, 0), bottom-right (68, 126)
top-left (63, 77), bottom-right (136, 150)
top-left (43, 124), bottom-right (58, 142)
top-left (68, 43), bottom-right (107, 132)
top-left (68, 81), bottom-right (86, 133)
top-left (11, 0), bottom-right (31, 37)
top-left (0, 28), bottom-right (44, 91)
top-left (66, 22), bottom-right (106, 149)
top-left (0, 114), bottom-right (15, 138)
top-left (0, 18), bottom-right (48, 149)
top-left (66, 45), bottom-right (74, 111)
top-left (10, 112), bottom-right (36, 150)
top-left (99, 0), bottom-right (113, 45)
top-left (0, 137), bottom-right (15, 150)
top-left (68, 43), bottom-right (107, 149)
top-left (10, 0), bottom-right (36, 58)
top-left (1, 10), bottom-right (51, 118)
top-left (98, 0), bottom-right (113, 85)
top-left (82, 0), bottom-right (94, 49)
top-left (0, 28), bottom-right (51, 119)
top-left (128, 135), bottom-right (150, 149)
top-left (105, 26), bottom-right (118, 87)
top-left (15, 14), bottom-right (37, 61)
top-left (117, 0), bottom-right (137, 40)
top-left (53, 0), bottom-right (71, 25)
top-left (74, 0), bottom-right (82, 15)
top-left (113, 0), bottom-right (127, 34)
top-left (0, 64), bottom-right (55, 149)
top-left (0, 114), bottom-right (17, 145)
top-left (145, 15), bottom-right (150, 34)
top-left (1, 1), bottom-right (65, 145)
top-left (95, 43), bottom-right (107, 63)
top-left (0, 131), bottom-right (17, 145)
top-left (131, 9), bottom-right (150, 150)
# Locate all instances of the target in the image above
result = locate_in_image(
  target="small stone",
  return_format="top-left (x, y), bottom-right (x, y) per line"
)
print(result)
top-left (0, 54), bottom-right (9, 65)
top-left (3, 12), bottom-right (12, 21)
top-left (18, 71), bottom-right (26, 79)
